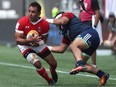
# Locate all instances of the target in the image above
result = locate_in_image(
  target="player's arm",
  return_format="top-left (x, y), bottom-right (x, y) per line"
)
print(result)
top-left (107, 24), bottom-right (113, 40)
top-left (48, 43), bottom-right (68, 53)
top-left (94, 10), bottom-right (100, 27)
top-left (15, 32), bottom-right (29, 45)
top-left (92, 0), bottom-right (100, 27)
top-left (46, 16), bottom-right (69, 25)
top-left (15, 32), bottom-right (40, 45)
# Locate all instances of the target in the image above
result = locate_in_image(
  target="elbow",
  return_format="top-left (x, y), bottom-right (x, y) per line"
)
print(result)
top-left (59, 49), bottom-right (65, 53)
top-left (15, 38), bottom-right (23, 45)
top-left (15, 39), bottom-right (20, 44)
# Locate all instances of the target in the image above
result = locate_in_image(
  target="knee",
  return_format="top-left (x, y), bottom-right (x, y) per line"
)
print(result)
top-left (26, 53), bottom-right (42, 69)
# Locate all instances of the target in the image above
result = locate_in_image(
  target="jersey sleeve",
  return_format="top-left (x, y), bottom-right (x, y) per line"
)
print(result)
top-left (91, 0), bottom-right (100, 11)
top-left (15, 17), bottom-right (26, 33)
top-left (62, 36), bottom-right (71, 45)
top-left (63, 12), bottom-right (74, 20)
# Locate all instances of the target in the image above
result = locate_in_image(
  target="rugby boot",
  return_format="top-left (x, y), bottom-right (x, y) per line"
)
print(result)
top-left (48, 79), bottom-right (55, 86)
top-left (70, 66), bottom-right (87, 75)
top-left (99, 73), bottom-right (109, 86)
top-left (50, 68), bottom-right (58, 83)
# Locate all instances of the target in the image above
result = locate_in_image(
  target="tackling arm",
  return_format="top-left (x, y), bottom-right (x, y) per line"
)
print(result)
top-left (48, 43), bottom-right (68, 53)
top-left (46, 16), bottom-right (69, 25)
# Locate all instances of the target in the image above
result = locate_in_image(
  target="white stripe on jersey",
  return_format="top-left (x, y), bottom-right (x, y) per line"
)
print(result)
top-left (15, 29), bottom-right (23, 33)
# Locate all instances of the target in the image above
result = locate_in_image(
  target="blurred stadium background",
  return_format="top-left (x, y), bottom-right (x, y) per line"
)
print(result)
top-left (0, 0), bottom-right (116, 56)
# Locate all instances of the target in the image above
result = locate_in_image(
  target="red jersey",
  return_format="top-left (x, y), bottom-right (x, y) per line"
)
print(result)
top-left (62, 12), bottom-right (74, 19)
top-left (15, 16), bottom-right (50, 37)
top-left (79, 0), bottom-right (99, 22)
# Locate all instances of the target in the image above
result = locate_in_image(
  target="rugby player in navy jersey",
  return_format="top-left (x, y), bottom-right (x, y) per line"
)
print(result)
top-left (46, 12), bottom-right (109, 86)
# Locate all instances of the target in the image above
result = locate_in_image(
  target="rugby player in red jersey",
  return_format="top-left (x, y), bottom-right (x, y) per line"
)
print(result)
top-left (15, 2), bottom-right (58, 85)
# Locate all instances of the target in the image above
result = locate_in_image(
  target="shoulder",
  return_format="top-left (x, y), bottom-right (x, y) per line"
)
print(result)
top-left (40, 18), bottom-right (50, 29)
top-left (18, 16), bottom-right (28, 22)
top-left (41, 18), bottom-right (49, 25)
top-left (17, 16), bottom-right (29, 25)
top-left (40, 18), bottom-right (50, 33)
top-left (63, 12), bottom-right (74, 19)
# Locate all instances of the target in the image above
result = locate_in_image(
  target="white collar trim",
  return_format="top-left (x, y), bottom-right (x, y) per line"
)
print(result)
top-left (30, 18), bottom-right (42, 25)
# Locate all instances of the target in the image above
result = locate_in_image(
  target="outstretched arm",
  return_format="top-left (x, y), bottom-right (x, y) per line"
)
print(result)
top-left (46, 16), bottom-right (69, 25)
top-left (48, 43), bottom-right (68, 53)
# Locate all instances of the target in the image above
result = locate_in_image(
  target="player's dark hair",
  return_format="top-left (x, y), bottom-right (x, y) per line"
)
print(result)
top-left (29, 2), bottom-right (41, 12)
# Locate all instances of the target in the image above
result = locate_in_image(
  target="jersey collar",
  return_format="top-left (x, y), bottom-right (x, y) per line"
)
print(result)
top-left (30, 17), bottom-right (42, 25)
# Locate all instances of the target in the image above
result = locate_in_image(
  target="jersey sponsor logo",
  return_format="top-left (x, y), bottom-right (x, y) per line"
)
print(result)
top-left (38, 27), bottom-right (41, 32)
top-left (38, 27), bottom-right (41, 31)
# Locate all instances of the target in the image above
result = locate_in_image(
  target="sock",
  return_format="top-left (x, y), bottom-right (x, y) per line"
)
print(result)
top-left (50, 67), bottom-right (58, 83)
top-left (50, 67), bottom-right (56, 74)
top-left (96, 70), bottom-right (105, 78)
top-left (36, 67), bottom-right (51, 82)
top-left (76, 60), bottom-right (85, 67)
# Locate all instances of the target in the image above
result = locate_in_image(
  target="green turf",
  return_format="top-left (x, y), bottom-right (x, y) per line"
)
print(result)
top-left (0, 45), bottom-right (116, 87)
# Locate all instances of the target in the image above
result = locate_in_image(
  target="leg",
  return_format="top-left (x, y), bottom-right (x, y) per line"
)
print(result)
top-left (111, 35), bottom-right (116, 52)
top-left (85, 63), bottom-right (109, 86)
top-left (70, 38), bottom-right (88, 62)
top-left (25, 52), bottom-right (54, 85)
top-left (69, 29), bottom-right (99, 68)
top-left (44, 53), bottom-right (58, 83)
top-left (37, 46), bottom-right (58, 83)
top-left (18, 45), bottom-right (55, 85)
top-left (91, 51), bottom-right (96, 67)
top-left (69, 38), bottom-right (88, 73)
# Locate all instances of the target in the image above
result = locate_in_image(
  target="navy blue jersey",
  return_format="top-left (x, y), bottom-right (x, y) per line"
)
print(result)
top-left (61, 12), bottom-right (100, 56)
top-left (61, 12), bottom-right (91, 41)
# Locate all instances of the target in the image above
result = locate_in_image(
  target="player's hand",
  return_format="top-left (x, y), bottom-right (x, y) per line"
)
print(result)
top-left (28, 35), bottom-right (42, 43)
top-left (92, 25), bottom-right (97, 29)
top-left (27, 35), bottom-right (43, 47)
top-left (31, 40), bottom-right (44, 47)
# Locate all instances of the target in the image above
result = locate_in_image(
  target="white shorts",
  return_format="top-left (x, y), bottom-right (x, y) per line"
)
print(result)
top-left (17, 44), bottom-right (47, 54)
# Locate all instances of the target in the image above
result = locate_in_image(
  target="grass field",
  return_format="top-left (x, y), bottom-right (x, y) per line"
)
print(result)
top-left (0, 45), bottom-right (116, 87)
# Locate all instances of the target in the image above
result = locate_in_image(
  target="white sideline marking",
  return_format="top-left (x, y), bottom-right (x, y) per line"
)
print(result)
top-left (0, 62), bottom-right (116, 81)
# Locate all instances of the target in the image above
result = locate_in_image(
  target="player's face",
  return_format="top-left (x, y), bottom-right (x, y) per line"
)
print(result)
top-left (28, 6), bottom-right (40, 22)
